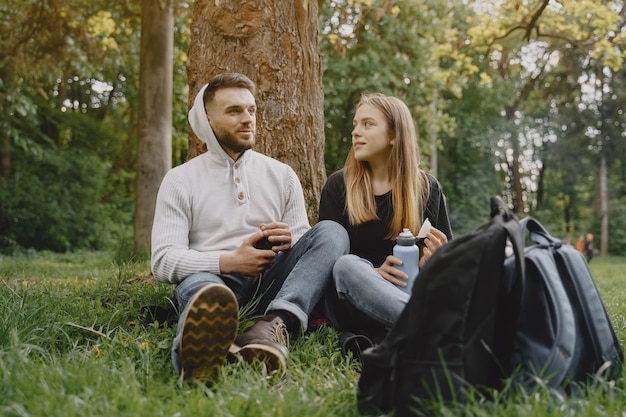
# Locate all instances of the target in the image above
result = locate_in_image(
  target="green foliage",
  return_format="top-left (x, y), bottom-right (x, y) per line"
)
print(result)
top-left (2, 0), bottom-right (626, 258)
top-left (0, 1), bottom-right (194, 254)
top-left (439, 77), bottom-right (510, 235)
top-left (0, 151), bottom-right (101, 252)
top-left (460, 0), bottom-right (626, 253)
top-left (0, 251), bottom-right (625, 416)
top-left (0, 2), bottom-right (139, 254)
top-left (172, 3), bottom-right (192, 166)
top-left (0, 90), bottom-right (135, 253)
top-left (467, 0), bottom-right (625, 73)
top-left (319, 0), bottom-right (473, 174)
top-left (607, 196), bottom-right (626, 255)
top-left (318, 0), bottom-right (514, 237)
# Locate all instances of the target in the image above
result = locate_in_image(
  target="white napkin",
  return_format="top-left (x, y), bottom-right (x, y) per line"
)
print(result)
top-left (417, 218), bottom-right (432, 239)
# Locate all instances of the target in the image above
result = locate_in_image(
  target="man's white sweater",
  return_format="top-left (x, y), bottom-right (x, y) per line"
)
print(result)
top-left (151, 85), bottom-right (310, 284)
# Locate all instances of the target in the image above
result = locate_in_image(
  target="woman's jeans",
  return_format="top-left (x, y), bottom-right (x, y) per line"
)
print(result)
top-left (324, 254), bottom-right (410, 335)
top-left (171, 220), bottom-right (349, 372)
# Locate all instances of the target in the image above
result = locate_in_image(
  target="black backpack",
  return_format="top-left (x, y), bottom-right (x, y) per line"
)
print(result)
top-left (357, 198), bottom-right (623, 416)
top-left (505, 217), bottom-right (623, 392)
top-left (357, 197), bottom-right (525, 415)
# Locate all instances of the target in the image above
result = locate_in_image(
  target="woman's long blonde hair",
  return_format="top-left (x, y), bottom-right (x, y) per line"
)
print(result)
top-left (344, 93), bottom-right (430, 239)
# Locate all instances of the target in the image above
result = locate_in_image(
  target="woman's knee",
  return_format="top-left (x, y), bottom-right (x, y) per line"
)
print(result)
top-left (333, 254), bottom-right (366, 288)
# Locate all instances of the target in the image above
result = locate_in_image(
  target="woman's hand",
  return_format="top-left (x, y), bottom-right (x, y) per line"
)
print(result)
top-left (419, 227), bottom-right (448, 268)
top-left (376, 255), bottom-right (409, 288)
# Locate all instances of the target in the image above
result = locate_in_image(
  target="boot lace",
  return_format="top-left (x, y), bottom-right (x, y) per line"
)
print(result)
top-left (270, 319), bottom-right (289, 347)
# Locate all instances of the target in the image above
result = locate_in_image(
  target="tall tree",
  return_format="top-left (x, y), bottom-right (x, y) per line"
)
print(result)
top-left (186, 0), bottom-right (325, 221)
top-left (466, 0), bottom-right (626, 216)
top-left (134, 0), bottom-right (174, 254)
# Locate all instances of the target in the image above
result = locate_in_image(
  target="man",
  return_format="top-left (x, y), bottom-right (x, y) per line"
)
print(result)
top-left (151, 72), bottom-right (349, 383)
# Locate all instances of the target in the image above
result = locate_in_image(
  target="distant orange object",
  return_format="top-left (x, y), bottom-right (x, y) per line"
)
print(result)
top-left (575, 235), bottom-right (584, 252)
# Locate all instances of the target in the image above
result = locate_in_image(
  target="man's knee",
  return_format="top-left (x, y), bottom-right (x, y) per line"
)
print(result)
top-left (314, 220), bottom-right (349, 251)
top-left (174, 272), bottom-right (222, 306)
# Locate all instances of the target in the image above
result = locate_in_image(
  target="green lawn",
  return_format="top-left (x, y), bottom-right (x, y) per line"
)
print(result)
top-left (0, 251), bottom-right (624, 416)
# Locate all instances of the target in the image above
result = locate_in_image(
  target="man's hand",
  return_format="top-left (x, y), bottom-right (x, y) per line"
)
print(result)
top-left (257, 222), bottom-right (293, 252)
top-left (219, 223), bottom-right (293, 276)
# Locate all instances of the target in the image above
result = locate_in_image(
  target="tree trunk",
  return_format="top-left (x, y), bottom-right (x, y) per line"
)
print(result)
top-left (502, 67), bottom-right (545, 215)
top-left (429, 87), bottom-right (438, 178)
top-left (510, 134), bottom-right (524, 213)
top-left (599, 153), bottom-right (608, 256)
top-left (186, 0), bottom-right (326, 222)
top-left (0, 132), bottom-right (9, 180)
top-left (134, 0), bottom-right (174, 255)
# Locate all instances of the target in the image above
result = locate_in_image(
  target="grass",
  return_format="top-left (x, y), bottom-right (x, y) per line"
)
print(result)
top-left (0, 251), bottom-right (624, 416)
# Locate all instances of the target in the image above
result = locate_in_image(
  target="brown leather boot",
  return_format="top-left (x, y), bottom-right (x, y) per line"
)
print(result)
top-left (231, 315), bottom-right (289, 374)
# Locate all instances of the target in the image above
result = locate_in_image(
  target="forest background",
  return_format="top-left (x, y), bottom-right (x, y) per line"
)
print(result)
top-left (1, 0), bottom-right (626, 258)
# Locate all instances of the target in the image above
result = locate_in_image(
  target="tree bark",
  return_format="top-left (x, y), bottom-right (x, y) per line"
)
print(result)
top-left (510, 134), bottom-right (524, 213)
top-left (429, 87), bottom-right (438, 178)
top-left (502, 64), bottom-right (546, 214)
top-left (0, 133), bottom-right (9, 180)
top-left (186, 0), bottom-right (326, 222)
top-left (134, 0), bottom-right (174, 255)
top-left (599, 153), bottom-right (608, 256)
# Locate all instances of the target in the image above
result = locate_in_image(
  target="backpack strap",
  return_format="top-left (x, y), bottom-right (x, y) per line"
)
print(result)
top-left (519, 217), bottom-right (561, 247)
top-left (490, 197), bottom-right (525, 378)
top-left (490, 197), bottom-right (524, 277)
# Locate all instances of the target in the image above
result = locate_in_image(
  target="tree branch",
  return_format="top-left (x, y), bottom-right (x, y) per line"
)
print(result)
top-left (524, 0), bottom-right (550, 41)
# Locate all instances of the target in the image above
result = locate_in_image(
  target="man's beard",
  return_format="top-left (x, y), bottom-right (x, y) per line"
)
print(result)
top-left (214, 127), bottom-right (254, 155)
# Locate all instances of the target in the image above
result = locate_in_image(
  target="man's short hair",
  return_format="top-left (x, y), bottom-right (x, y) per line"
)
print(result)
top-left (203, 73), bottom-right (257, 106)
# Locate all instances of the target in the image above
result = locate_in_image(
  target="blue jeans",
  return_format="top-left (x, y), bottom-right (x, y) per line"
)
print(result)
top-left (171, 220), bottom-right (349, 372)
top-left (327, 254), bottom-right (410, 330)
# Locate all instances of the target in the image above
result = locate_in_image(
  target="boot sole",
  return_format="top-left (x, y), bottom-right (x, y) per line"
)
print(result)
top-left (231, 343), bottom-right (287, 375)
top-left (179, 284), bottom-right (239, 382)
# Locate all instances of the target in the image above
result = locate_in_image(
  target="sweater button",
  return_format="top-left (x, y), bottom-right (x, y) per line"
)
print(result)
top-left (238, 192), bottom-right (245, 200)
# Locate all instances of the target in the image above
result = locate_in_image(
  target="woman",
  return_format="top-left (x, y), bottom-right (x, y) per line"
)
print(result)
top-left (319, 93), bottom-right (453, 354)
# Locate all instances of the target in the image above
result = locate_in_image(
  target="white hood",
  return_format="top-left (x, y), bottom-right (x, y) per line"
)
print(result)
top-left (188, 84), bottom-right (235, 164)
top-left (187, 83), bottom-right (251, 204)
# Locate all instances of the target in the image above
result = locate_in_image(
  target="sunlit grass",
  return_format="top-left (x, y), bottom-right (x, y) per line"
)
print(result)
top-left (0, 252), bottom-right (624, 416)
top-left (0, 250), bottom-right (122, 281)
